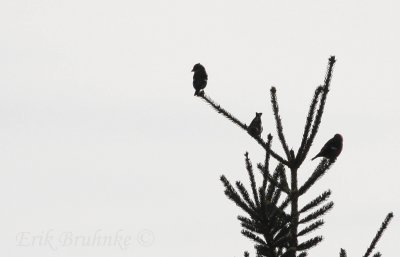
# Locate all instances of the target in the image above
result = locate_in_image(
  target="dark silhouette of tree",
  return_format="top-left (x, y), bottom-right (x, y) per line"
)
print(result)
top-left (192, 56), bottom-right (393, 257)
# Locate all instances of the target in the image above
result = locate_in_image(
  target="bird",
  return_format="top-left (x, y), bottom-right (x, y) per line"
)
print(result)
top-left (191, 63), bottom-right (208, 96)
top-left (248, 112), bottom-right (263, 137)
top-left (311, 134), bottom-right (343, 161)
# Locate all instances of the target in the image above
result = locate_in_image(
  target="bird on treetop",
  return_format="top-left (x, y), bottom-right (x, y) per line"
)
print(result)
top-left (248, 112), bottom-right (263, 138)
top-left (191, 63), bottom-right (208, 96)
top-left (311, 134), bottom-right (343, 161)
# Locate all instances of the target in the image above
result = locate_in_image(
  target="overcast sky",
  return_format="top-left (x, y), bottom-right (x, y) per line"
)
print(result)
top-left (1, 0), bottom-right (399, 256)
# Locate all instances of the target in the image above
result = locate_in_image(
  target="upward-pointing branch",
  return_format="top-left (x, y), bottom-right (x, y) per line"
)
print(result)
top-left (301, 56), bottom-right (336, 163)
top-left (260, 134), bottom-right (273, 195)
top-left (270, 87), bottom-right (291, 161)
top-left (245, 152), bottom-right (260, 208)
top-left (199, 93), bottom-right (289, 166)
top-left (297, 86), bottom-right (323, 163)
top-left (363, 213), bottom-right (394, 257)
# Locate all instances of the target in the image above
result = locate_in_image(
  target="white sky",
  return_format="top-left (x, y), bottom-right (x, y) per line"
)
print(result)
top-left (1, 0), bottom-right (399, 256)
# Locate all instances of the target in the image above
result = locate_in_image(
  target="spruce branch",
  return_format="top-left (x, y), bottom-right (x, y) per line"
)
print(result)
top-left (199, 93), bottom-right (289, 166)
top-left (221, 175), bottom-right (258, 219)
top-left (279, 197), bottom-right (291, 211)
top-left (297, 86), bottom-right (323, 163)
top-left (300, 190), bottom-right (331, 214)
top-left (297, 252), bottom-right (307, 257)
top-left (301, 56), bottom-right (336, 161)
top-left (238, 216), bottom-right (263, 234)
top-left (297, 220), bottom-right (324, 237)
top-left (261, 134), bottom-right (273, 197)
top-left (297, 236), bottom-right (323, 251)
top-left (340, 248), bottom-right (347, 257)
top-left (199, 93), bottom-right (247, 130)
top-left (272, 166), bottom-right (289, 205)
top-left (262, 195), bottom-right (291, 229)
top-left (266, 165), bottom-right (284, 200)
top-left (299, 202), bottom-right (334, 224)
top-left (253, 136), bottom-right (289, 166)
top-left (270, 86), bottom-right (291, 160)
top-left (245, 152), bottom-right (260, 207)
top-left (236, 181), bottom-right (257, 211)
top-left (372, 253), bottom-right (381, 257)
top-left (299, 159), bottom-right (333, 196)
top-left (278, 166), bottom-right (290, 194)
top-left (363, 212), bottom-right (394, 257)
top-left (242, 229), bottom-right (267, 245)
top-left (244, 251), bottom-right (250, 257)
top-left (272, 186), bottom-right (282, 205)
top-left (273, 224), bottom-right (291, 243)
top-left (259, 187), bottom-right (268, 216)
top-left (258, 163), bottom-right (290, 195)
top-left (238, 215), bottom-right (254, 225)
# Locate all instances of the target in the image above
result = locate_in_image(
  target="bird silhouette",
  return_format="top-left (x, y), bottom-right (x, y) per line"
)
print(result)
top-left (248, 112), bottom-right (263, 137)
top-left (311, 134), bottom-right (343, 161)
top-left (191, 63), bottom-right (208, 96)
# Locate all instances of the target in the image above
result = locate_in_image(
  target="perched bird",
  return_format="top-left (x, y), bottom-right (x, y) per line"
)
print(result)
top-left (311, 134), bottom-right (343, 161)
top-left (248, 112), bottom-right (263, 137)
top-left (191, 63), bottom-right (208, 96)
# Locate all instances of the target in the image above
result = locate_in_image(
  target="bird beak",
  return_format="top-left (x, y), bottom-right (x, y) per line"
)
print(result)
top-left (191, 68), bottom-right (195, 72)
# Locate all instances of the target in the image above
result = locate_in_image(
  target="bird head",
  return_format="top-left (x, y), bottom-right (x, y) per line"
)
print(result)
top-left (192, 63), bottom-right (204, 72)
top-left (256, 112), bottom-right (262, 118)
top-left (334, 134), bottom-right (343, 142)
